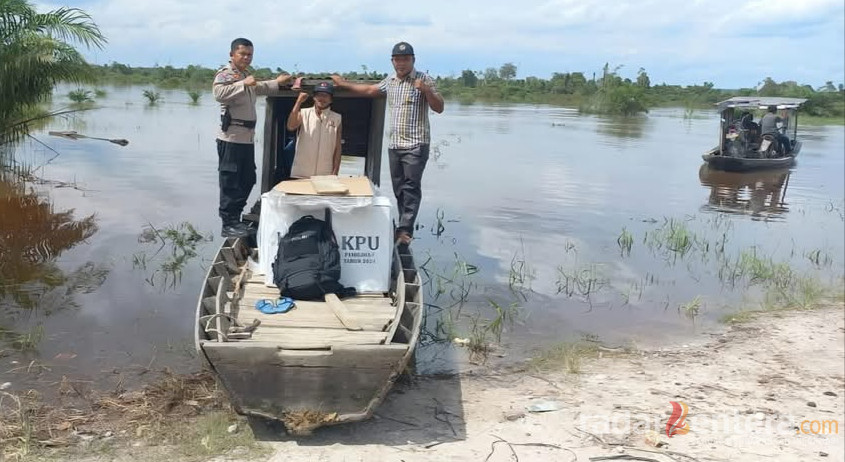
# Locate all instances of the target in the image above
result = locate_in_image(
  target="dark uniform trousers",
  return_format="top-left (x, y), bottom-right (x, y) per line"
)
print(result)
top-left (217, 139), bottom-right (256, 225)
top-left (388, 144), bottom-right (429, 236)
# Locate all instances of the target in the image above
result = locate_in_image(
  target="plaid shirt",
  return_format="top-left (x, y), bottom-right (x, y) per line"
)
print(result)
top-left (378, 69), bottom-right (438, 149)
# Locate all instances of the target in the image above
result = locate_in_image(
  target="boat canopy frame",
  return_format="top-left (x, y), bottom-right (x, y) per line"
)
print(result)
top-left (715, 97), bottom-right (807, 156)
top-left (714, 96), bottom-right (807, 111)
top-left (259, 79), bottom-right (387, 194)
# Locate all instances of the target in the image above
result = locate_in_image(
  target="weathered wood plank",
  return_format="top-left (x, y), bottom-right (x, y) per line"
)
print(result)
top-left (237, 297), bottom-right (394, 318)
top-left (212, 262), bottom-right (232, 287)
top-left (205, 342), bottom-right (406, 367)
top-left (230, 238), bottom-right (248, 262)
top-left (202, 296), bottom-right (216, 314)
top-left (199, 279), bottom-right (231, 343)
top-left (203, 343), bottom-right (406, 415)
top-left (236, 308), bottom-right (389, 332)
top-left (245, 271), bottom-right (266, 284)
top-left (232, 266), bottom-right (251, 299)
top-left (385, 272), bottom-right (405, 343)
top-left (324, 293), bottom-right (363, 331)
top-left (245, 317), bottom-right (387, 332)
top-left (220, 247), bottom-right (240, 273)
top-left (239, 291), bottom-right (396, 316)
top-left (206, 276), bottom-right (222, 294)
top-left (249, 327), bottom-right (387, 345)
top-left (236, 305), bottom-right (389, 331)
top-left (394, 324), bottom-right (412, 344)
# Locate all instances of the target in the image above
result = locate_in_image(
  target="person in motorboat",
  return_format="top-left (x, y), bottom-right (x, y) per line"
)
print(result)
top-left (738, 111), bottom-right (761, 145)
top-left (760, 105), bottom-right (792, 155)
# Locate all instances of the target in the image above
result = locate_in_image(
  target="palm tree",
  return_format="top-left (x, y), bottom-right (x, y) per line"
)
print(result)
top-left (0, 0), bottom-right (105, 145)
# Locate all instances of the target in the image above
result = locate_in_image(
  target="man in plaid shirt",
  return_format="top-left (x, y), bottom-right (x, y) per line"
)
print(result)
top-left (332, 41), bottom-right (444, 245)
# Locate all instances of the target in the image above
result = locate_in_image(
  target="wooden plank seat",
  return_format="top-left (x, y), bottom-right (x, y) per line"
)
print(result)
top-left (248, 327), bottom-right (389, 345)
top-left (220, 260), bottom-right (399, 346)
top-left (235, 298), bottom-right (394, 332)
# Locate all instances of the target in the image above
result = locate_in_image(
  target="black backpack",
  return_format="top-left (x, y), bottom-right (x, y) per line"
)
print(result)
top-left (272, 212), bottom-right (343, 300)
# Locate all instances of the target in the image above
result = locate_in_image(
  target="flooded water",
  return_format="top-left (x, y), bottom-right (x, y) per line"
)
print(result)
top-left (1, 86), bottom-right (842, 388)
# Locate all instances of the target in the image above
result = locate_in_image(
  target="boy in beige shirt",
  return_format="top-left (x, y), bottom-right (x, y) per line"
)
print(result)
top-left (286, 81), bottom-right (342, 178)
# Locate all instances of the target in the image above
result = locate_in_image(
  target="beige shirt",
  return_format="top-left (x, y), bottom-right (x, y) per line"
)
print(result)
top-left (213, 62), bottom-right (279, 144)
top-left (290, 107), bottom-right (342, 178)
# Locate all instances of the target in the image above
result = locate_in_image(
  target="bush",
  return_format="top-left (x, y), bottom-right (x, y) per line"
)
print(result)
top-left (142, 90), bottom-right (162, 105)
top-left (68, 89), bottom-right (93, 104)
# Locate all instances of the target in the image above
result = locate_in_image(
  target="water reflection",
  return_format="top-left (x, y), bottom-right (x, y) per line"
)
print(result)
top-left (0, 159), bottom-right (107, 347)
top-left (698, 164), bottom-right (790, 220)
top-left (594, 115), bottom-right (648, 139)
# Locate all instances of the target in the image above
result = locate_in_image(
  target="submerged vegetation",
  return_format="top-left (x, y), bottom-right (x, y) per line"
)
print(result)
top-left (417, 205), bottom-right (843, 368)
top-left (142, 89), bottom-right (162, 105)
top-left (555, 263), bottom-right (609, 302)
top-left (135, 222), bottom-right (212, 290)
top-left (187, 90), bottom-right (202, 104)
top-left (529, 340), bottom-right (600, 374)
top-left (67, 89), bottom-right (93, 104)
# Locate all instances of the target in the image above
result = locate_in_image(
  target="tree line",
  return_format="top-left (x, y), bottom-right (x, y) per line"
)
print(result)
top-left (87, 61), bottom-right (845, 118)
top-left (436, 63), bottom-right (844, 118)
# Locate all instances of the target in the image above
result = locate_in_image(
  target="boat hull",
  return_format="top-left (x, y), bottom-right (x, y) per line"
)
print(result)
top-left (701, 142), bottom-right (800, 172)
top-left (195, 238), bottom-right (423, 434)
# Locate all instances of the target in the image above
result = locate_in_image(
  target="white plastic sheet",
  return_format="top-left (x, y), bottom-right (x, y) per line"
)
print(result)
top-left (257, 186), bottom-right (395, 293)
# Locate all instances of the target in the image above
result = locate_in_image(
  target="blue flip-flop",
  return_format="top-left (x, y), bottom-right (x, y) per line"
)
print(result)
top-left (255, 297), bottom-right (295, 314)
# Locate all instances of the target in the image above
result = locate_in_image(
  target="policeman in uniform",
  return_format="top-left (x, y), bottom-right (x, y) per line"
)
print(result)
top-left (213, 37), bottom-right (291, 237)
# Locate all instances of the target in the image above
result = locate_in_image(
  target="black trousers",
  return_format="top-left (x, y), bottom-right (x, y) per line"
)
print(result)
top-left (217, 139), bottom-right (256, 224)
top-left (775, 134), bottom-right (792, 153)
top-left (388, 144), bottom-right (429, 235)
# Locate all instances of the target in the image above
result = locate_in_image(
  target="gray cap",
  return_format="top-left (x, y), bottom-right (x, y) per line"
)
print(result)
top-left (313, 81), bottom-right (333, 96)
top-left (391, 41), bottom-right (414, 56)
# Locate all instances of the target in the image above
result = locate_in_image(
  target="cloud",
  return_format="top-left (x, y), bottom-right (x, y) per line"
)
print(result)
top-left (38, 0), bottom-right (845, 87)
top-left (715, 0), bottom-right (842, 30)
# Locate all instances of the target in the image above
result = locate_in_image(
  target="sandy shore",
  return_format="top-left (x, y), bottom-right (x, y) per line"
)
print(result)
top-left (245, 305), bottom-right (844, 462)
top-left (50, 304), bottom-right (845, 462)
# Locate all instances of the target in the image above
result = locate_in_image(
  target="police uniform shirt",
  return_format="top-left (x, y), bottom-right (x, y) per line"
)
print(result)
top-left (213, 62), bottom-right (280, 144)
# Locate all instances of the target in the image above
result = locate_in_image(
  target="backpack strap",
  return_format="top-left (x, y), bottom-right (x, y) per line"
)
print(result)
top-left (323, 207), bottom-right (332, 231)
top-left (323, 207), bottom-right (335, 242)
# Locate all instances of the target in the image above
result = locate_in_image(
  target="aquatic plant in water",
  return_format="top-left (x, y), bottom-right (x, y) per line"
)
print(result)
top-left (67, 89), bottom-right (93, 104)
top-left (136, 222), bottom-right (212, 289)
top-left (617, 227), bottom-right (633, 256)
top-left (142, 90), bottom-right (162, 105)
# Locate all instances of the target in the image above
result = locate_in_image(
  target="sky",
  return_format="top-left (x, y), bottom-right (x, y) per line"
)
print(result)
top-left (43, 0), bottom-right (845, 89)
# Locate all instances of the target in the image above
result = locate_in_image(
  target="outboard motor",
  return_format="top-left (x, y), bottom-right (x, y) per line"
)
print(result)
top-left (760, 134), bottom-right (779, 158)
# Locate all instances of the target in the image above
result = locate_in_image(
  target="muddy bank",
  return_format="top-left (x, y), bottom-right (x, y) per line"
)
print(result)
top-left (252, 304), bottom-right (845, 461)
top-left (8, 303), bottom-right (839, 462)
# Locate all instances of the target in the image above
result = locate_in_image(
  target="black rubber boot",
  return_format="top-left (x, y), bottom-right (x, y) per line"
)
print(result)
top-left (221, 221), bottom-right (250, 238)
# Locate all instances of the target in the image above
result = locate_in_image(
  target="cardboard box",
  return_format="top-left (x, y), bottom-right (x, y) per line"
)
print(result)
top-left (274, 176), bottom-right (374, 196)
top-left (258, 187), bottom-right (393, 293)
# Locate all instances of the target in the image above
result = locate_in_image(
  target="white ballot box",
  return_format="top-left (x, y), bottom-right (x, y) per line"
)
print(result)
top-left (257, 183), bottom-right (394, 293)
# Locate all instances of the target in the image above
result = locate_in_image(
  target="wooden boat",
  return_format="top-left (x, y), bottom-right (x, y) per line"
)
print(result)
top-left (701, 96), bottom-right (806, 172)
top-left (194, 81), bottom-right (423, 435)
